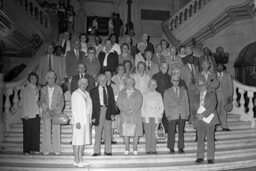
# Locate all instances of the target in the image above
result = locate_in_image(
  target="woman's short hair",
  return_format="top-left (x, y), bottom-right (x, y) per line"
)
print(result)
top-left (121, 43), bottom-right (130, 50)
top-left (94, 36), bottom-right (102, 44)
top-left (27, 72), bottom-right (39, 82)
top-left (178, 45), bottom-right (186, 52)
top-left (125, 77), bottom-right (135, 87)
top-left (123, 60), bottom-right (133, 72)
top-left (78, 78), bottom-right (88, 87)
top-left (137, 61), bottom-right (146, 71)
top-left (79, 33), bottom-right (89, 43)
top-left (160, 39), bottom-right (169, 48)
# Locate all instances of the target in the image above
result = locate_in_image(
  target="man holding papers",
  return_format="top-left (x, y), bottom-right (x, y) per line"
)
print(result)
top-left (194, 79), bottom-right (220, 165)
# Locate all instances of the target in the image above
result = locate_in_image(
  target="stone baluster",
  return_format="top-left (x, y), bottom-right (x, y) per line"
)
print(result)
top-left (184, 9), bottom-right (188, 21)
top-left (0, 73), bottom-right (5, 142)
top-left (29, 2), bottom-right (34, 16)
top-left (189, 5), bottom-right (193, 17)
top-left (4, 88), bottom-right (13, 121)
top-left (247, 91), bottom-right (254, 118)
top-left (194, 1), bottom-right (198, 13)
top-left (179, 12), bottom-right (183, 24)
top-left (233, 85), bottom-right (238, 107)
top-left (12, 86), bottom-right (20, 112)
top-left (238, 88), bottom-right (245, 113)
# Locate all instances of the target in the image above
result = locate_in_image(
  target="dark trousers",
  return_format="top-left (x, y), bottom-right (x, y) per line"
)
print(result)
top-left (196, 120), bottom-right (215, 160)
top-left (162, 112), bottom-right (168, 133)
top-left (167, 116), bottom-right (186, 150)
top-left (22, 115), bottom-right (40, 153)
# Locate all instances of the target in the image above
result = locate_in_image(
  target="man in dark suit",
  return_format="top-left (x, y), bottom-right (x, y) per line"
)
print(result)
top-left (66, 40), bottom-right (86, 78)
top-left (194, 79), bottom-right (220, 165)
top-left (90, 74), bottom-right (116, 156)
top-left (98, 39), bottom-right (119, 73)
top-left (70, 63), bottom-right (95, 94)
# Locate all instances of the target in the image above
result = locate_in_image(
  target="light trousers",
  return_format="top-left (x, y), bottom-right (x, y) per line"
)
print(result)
top-left (94, 107), bottom-right (112, 154)
top-left (41, 118), bottom-right (61, 153)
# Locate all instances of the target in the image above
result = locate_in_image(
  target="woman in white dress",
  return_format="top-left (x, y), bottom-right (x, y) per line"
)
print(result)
top-left (71, 78), bottom-right (92, 167)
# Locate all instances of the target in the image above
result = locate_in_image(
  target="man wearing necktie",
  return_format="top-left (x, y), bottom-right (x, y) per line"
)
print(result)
top-left (164, 75), bottom-right (190, 154)
top-left (70, 63), bottom-right (95, 94)
top-left (66, 40), bottom-right (86, 78)
top-left (90, 74), bottom-right (116, 156)
top-left (216, 63), bottom-right (233, 131)
top-left (38, 43), bottom-right (63, 84)
top-left (144, 50), bottom-right (159, 78)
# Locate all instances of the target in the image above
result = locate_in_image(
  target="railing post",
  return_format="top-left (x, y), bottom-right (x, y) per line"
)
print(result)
top-left (238, 89), bottom-right (245, 113)
top-left (0, 73), bottom-right (5, 142)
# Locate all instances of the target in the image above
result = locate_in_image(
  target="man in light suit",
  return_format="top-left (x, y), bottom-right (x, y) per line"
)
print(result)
top-left (66, 40), bottom-right (86, 78)
top-left (181, 55), bottom-right (199, 123)
top-left (40, 71), bottom-right (65, 155)
top-left (216, 63), bottom-right (233, 131)
top-left (164, 75), bottom-right (190, 154)
top-left (144, 50), bottom-right (159, 78)
top-left (194, 79), bottom-right (220, 164)
top-left (38, 43), bottom-right (64, 85)
top-left (90, 74), bottom-right (116, 156)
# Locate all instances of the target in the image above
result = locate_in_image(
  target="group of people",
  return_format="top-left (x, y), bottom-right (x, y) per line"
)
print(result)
top-left (20, 32), bottom-right (234, 168)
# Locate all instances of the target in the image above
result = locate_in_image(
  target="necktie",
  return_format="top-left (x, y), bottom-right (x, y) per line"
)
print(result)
top-left (175, 87), bottom-right (179, 98)
top-left (147, 61), bottom-right (151, 70)
top-left (48, 55), bottom-right (52, 71)
top-left (191, 64), bottom-right (195, 77)
top-left (80, 74), bottom-right (84, 79)
top-left (63, 41), bottom-right (67, 53)
top-left (103, 87), bottom-right (108, 106)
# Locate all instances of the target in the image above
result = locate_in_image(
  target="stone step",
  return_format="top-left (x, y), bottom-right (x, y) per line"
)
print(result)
top-left (0, 146), bottom-right (256, 164)
top-left (4, 128), bottom-right (256, 144)
top-left (1, 136), bottom-right (255, 153)
top-left (7, 120), bottom-right (252, 135)
top-left (0, 152), bottom-right (256, 171)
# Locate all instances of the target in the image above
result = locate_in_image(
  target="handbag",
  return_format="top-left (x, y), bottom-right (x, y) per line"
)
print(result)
top-left (155, 121), bottom-right (166, 140)
top-left (52, 114), bottom-right (69, 125)
top-left (122, 119), bottom-right (136, 137)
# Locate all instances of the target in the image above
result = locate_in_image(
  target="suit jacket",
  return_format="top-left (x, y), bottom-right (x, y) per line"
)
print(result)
top-left (152, 71), bottom-right (172, 96)
top-left (194, 90), bottom-right (220, 126)
top-left (181, 63), bottom-right (199, 92)
top-left (70, 73), bottom-right (95, 94)
top-left (66, 50), bottom-right (86, 77)
top-left (90, 85), bottom-right (116, 126)
top-left (98, 49), bottom-right (119, 73)
top-left (40, 84), bottom-right (65, 120)
top-left (38, 54), bottom-right (63, 84)
top-left (216, 71), bottom-right (233, 100)
top-left (145, 60), bottom-right (159, 78)
top-left (164, 86), bottom-right (190, 121)
top-left (197, 71), bottom-right (219, 89)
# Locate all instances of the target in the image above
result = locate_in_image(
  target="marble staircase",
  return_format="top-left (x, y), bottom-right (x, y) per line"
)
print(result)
top-left (0, 99), bottom-right (256, 171)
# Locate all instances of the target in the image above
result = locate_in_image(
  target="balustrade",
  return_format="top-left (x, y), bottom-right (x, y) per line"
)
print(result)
top-left (16, 0), bottom-right (49, 29)
top-left (168, 0), bottom-right (212, 32)
top-left (232, 80), bottom-right (256, 128)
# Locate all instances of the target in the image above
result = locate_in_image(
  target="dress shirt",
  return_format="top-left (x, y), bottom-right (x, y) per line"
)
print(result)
top-left (98, 86), bottom-right (108, 106)
top-left (188, 63), bottom-right (195, 75)
top-left (126, 88), bottom-right (135, 98)
top-left (74, 49), bottom-right (79, 60)
top-left (217, 72), bottom-right (223, 81)
top-left (103, 49), bottom-right (114, 67)
top-left (146, 61), bottom-right (151, 70)
top-left (174, 86), bottom-right (180, 98)
top-left (48, 86), bottom-right (55, 110)
top-left (202, 71), bottom-right (210, 81)
top-left (79, 73), bottom-right (85, 79)
top-left (200, 91), bottom-right (207, 107)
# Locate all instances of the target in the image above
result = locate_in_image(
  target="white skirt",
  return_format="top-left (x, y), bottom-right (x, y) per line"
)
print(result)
top-left (72, 124), bottom-right (91, 146)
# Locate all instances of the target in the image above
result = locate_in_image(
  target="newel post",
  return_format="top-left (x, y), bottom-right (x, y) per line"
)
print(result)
top-left (0, 73), bottom-right (5, 142)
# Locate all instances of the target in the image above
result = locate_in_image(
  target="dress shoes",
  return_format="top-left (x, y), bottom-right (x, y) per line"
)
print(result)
top-left (151, 151), bottom-right (157, 155)
top-left (178, 149), bottom-right (185, 154)
top-left (223, 128), bottom-right (231, 131)
top-left (146, 152), bottom-right (151, 155)
top-left (73, 162), bottom-right (85, 168)
top-left (104, 152), bottom-right (112, 156)
top-left (111, 140), bottom-right (117, 144)
top-left (92, 153), bottom-right (100, 156)
top-left (169, 149), bottom-right (175, 154)
top-left (195, 158), bottom-right (204, 164)
top-left (208, 159), bottom-right (214, 164)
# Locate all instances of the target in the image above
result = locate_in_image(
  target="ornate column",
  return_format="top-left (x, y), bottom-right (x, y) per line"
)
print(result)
top-left (0, 73), bottom-right (5, 142)
top-left (125, 0), bottom-right (134, 36)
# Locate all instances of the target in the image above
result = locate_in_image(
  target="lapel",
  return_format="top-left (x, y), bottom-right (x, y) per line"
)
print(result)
top-left (170, 87), bottom-right (179, 103)
top-left (51, 85), bottom-right (58, 106)
top-left (95, 86), bottom-right (100, 104)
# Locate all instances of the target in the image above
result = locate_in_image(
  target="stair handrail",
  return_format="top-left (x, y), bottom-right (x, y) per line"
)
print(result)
top-left (168, 0), bottom-right (212, 32)
top-left (231, 79), bottom-right (256, 128)
top-left (17, 0), bottom-right (50, 31)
